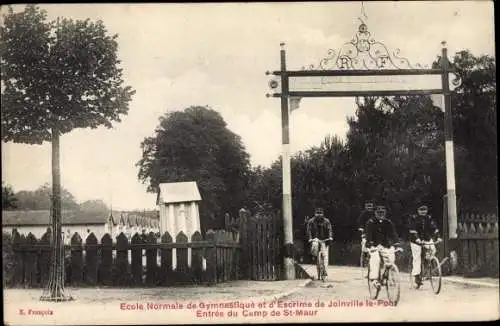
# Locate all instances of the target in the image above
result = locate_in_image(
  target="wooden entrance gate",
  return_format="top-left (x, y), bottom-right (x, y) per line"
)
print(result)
top-left (456, 212), bottom-right (499, 277)
top-left (239, 209), bottom-right (283, 280)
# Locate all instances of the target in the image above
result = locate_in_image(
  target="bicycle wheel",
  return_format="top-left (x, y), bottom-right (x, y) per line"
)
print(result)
top-left (367, 266), bottom-right (380, 299)
top-left (316, 253), bottom-right (323, 280)
top-left (428, 256), bottom-right (442, 294)
top-left (385, 265), bottom-right (401, 306)
top-left (316, 256), bottom-right (321, 281)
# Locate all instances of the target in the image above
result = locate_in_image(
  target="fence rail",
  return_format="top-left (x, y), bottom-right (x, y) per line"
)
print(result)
top-left (7, 228), bottom-right (240, 288)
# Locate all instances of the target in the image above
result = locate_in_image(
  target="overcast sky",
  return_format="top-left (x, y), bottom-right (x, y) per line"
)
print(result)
top-left (1, 2), bottom-right (495, 210)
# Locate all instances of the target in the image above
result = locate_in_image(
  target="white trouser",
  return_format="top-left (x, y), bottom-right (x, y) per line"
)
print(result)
top-left (368, 245), bottom-right (395, 280)
top-left (361, 237), bottom-right (367, 253)
top-left (410, 242), bottom-right (436, 276)
top-left (311, 239), bottom-right (329, 267)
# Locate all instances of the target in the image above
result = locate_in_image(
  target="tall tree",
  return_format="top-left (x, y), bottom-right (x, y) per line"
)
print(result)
top-left (450, 51), bottom-right (497, 211)
top-left (2, 182), bottom-right (18, 209)
top-left (1, 5), bottom-right (135, 301)
top-left (248, 161), bottom-right (282, 212)
top-left (137, 106), bottom-right (251, 230)
top-left (345, 95), bottom-right (447, 232)
top-left (246, 134), bottom-right (351, 242)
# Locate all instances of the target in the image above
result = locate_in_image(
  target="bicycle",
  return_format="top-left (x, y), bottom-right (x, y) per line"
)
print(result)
top-left (367, 245), bottom-right (404, 306)
top-left (409, 238), bottom-right (442, 294)
top-left (359, 228), bottom-right (369, 279)
top-left (312, 238), bottom-right (329, 282)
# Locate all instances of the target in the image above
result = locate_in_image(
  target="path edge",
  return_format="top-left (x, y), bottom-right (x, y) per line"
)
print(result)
top-left (248, 279), bottom-right (313, 304)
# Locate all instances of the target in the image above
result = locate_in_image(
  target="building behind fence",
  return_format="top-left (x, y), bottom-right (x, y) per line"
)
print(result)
top-left (2, 209), bottom-right (160, 245)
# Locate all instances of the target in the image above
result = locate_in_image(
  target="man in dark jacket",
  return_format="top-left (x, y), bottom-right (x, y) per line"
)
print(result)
top-left (365, 205), bottom-right (400, 288)
top-left (307, 208), bottom-right (333, 277)
top-left (408, 205), bottom-right (441, 286)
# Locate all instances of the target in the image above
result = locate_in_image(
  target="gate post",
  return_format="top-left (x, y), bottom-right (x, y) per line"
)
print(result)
top-left (280, 43), bottom-right (295, 280)
top-left (440, 42), bottom-right (458, 240)
top-left (238, 208), bottom-right (249, 279)
top-left (442, 194), bottom-right (449, 258)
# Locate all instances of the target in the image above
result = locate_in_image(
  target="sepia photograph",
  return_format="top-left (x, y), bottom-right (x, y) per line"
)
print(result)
top-left (1, 1), bottom-right (498, 324)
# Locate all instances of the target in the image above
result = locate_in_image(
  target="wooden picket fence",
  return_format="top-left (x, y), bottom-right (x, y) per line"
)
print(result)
top-left (8, 228), bottom-right (240, 288)
top-left (239, 209), bottom-right (282, 281)
top-left (457, 212), bottom-right (499, 277)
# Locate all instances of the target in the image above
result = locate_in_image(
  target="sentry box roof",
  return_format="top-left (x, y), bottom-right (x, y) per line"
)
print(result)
top-left (156, 181), bottom-right (202, 205)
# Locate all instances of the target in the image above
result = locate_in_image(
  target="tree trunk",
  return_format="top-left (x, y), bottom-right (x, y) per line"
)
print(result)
top-left (40, 128), bottom-right (73, 301)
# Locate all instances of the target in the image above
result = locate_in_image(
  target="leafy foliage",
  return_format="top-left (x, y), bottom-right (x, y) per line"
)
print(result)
top-left (1, 5), bottom-right (135, 143)
top-left (137, 106), bottom-right (251, 230)
top-left (2, 232), bottom-right (15, 287)
top-left (4, 183), bottom-right (113, 212)
top-left (12, 183), bottom-right (79, 210)
top-left (449, 51), bottom-right (497, 211)
top-left (2, 182), bottom-right (18, 209)
top-left (78, 199), bottom-right (109, 213)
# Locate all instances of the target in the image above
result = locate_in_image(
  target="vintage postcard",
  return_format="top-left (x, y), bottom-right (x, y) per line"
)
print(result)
top-left (2, 1), bottom-right (498, 325)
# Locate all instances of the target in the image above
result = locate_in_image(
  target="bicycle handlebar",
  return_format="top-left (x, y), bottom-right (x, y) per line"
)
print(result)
top-left (311, 238), bottom-right (332, 243)
top-left (416, 238), bottom-right (442, 245)
top-left (368, 246), bottom-right (404, 253)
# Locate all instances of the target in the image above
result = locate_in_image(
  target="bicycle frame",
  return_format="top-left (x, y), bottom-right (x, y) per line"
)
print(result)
top-left (410, 239), bottom-right (442, 294)
top-left (367, 245), bottom-right (403, 305)
top-left (415, 239), bottom-right (441, 270)
top-left (368, 246), bottom-right (402, 278)
top-left (360, 233), bottom-right (369, 278)
top-left (419, 239), bottom-right (440, 259)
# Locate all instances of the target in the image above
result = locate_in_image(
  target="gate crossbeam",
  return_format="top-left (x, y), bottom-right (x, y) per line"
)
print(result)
top-left (268, 68), bottom-right (450, 76)
top-left (272, 90), bottom-right (444, 98)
